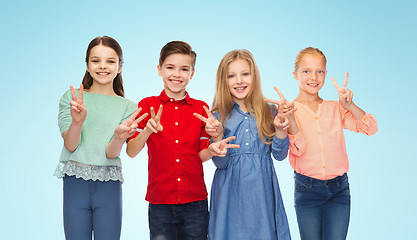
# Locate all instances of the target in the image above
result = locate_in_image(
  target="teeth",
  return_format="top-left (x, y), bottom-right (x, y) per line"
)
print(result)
top-left (235, 87), bottom-right (246, 91)
top-left (171, 80), bottom-right (182, 84)
top-left (97, 72), bottom-right (108, 75)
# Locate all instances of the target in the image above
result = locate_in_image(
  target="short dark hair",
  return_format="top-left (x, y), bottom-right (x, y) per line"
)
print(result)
top-left (159, 41), bottom-right (196, 68)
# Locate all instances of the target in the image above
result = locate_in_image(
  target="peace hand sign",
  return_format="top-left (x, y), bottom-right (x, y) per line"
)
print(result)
top-left (331, 72), bottom-right (353, 109)
top-left (69, 84), bottom-right (87, 124)
top-left (145, 105), bottom-right (163, 134)
top-left (208, 136), bottom-right (240, 157)
top-left (264, 87), bottom-right (296, 131)
top-left (193, 106), bottom-right (223, 141)
top-left (114, 108), bottom-right (149, 140)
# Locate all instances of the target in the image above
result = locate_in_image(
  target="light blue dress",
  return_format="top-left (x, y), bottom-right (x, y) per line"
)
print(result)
top-left (208, 103), bottom-right (291, 240)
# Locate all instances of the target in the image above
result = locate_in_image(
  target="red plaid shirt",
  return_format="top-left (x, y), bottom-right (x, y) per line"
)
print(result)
top-left (129, 90), bottom-right (210, 204)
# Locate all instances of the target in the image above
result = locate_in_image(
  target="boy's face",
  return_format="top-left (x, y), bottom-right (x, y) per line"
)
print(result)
top-left (157, 53), bottom-right (195, 99)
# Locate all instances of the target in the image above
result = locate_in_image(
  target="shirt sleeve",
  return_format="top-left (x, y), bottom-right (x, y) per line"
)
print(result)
top-left (288, 130), bottom-right (307, 157)
top-left (198, 102), bottom-right (211, 152)
top-left (271, 135), bottom-right (289, 161)
top-left (341, 106), bottom-right (378, 136)
top-left (120, 100), bottom-right (138, 124)
top-left (58, 90), bottom-right (72, 136)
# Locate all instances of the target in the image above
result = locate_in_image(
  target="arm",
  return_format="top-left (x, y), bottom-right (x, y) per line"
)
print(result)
top-left (126, 105), bottom-right (163, 158)
top-left (271, 135), bottom-right (289, 161)
top-left (106, 108), bottom-right (148, 159)
top-left (199, 136), bottom-right (240, 162)
top-left (63, 85), bottom-right (87, 152)
top-left (332, 72), bottom-right (378, 135)
top-left (193, 106), bottom-right (224, 142)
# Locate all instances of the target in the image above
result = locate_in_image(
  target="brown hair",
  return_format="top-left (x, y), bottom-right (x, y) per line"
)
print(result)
top-left (159, 41), bottom-right (196, 69)
top-left (294, 47), bottom-right (327, 71)
top-left (82, 36), bottom-right (125, 97)
top-left (212, 49), bottom-right (275, 144)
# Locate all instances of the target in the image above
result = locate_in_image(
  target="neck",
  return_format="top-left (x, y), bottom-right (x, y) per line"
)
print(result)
top-left (233, 98), bottom-right (247, 112)
top-left (295, 90), bottom-right (322, 103)
top-left (165, 89), bottom-right (186, 100)
top-left (88, 83), bottom-right (117, 96)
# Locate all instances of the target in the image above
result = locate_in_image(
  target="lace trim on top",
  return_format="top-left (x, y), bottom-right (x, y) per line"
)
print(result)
top-left (54, 161), bottom-right (124, 182)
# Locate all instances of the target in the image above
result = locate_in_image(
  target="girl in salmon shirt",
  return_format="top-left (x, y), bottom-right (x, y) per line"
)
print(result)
top-left (270, 47), bottom-right (378, 240)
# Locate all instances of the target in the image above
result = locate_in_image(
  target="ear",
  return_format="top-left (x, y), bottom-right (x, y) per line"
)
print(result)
top-left (293, 71), bottom-right (298, 80)
top-left (190, 68), bottom-right (195, 79)
top-left (157, 65), bottom-right (162, 76)
top-left (117, 65), bottom-right (122, 74)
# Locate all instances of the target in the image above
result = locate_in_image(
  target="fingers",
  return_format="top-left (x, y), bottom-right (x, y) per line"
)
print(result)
top-left (277, 100), bottom-right (284, 114)
top-left (156, 105), bottom-right (163, 118)
top-left (70, 85), bottom-right (77, 101)
top-left (225, 144), bottom-right (240, 149)
top-left (222, 136), bottom-right (236, 144)
top-left (343, 72), bottom-right (349, 88)
top-left (331, 76), bottom-right (341, 91)
top-left (264, 98), bottom-right (280, 105)
top-left (78, 84), bottom-right (84, 102)
top-left (203, 106), bottom-right (214, 118)
top-left (193, 113), bottom-right (208, 123)
top-left (273, 86), bottom-right (285, 101)
top-left (129, 108), bottom-right (143, 121)
top-left (150, 107), bottom-right (155, 118)
top-left (134, 113), bottom-right (149, 124)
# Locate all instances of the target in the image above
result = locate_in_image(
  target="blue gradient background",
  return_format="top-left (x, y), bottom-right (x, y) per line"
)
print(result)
top-left (1, 0), bottom-right (416, 239)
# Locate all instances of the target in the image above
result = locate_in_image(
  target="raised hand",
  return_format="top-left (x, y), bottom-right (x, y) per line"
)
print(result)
top-left (114, 108), bottom-right (148, 140)
top-left (193, 106), bottom-right (223, 141)
top-left (208, 136), bottom-right (240, 157)
top-left (145, 105), bottom-right (163, 134)
top-left (264, 87), bottom-right (296, 131)
top-left (331, 72), bottom-right (354, 109)
top-left (69, 84), bottom-right (87, 124)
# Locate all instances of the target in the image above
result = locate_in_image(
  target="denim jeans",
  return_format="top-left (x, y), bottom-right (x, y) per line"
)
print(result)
top-left (148, 199), bottom-right (209, 240)
top-left (63, 175), bottom-right (122, 240)
top-left (294, 172), bottom-right (351, 240)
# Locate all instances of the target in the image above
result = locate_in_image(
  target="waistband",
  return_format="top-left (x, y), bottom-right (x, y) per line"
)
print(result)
top-left (294, 171), bottom-right (348, 185)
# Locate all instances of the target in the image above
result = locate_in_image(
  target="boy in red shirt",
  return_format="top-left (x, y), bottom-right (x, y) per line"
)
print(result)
top-left (127, 41), bottom-right (213, 239)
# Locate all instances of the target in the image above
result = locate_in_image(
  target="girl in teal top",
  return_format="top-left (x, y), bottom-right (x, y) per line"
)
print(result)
top-left (54, 36), bottom-right (147, 240)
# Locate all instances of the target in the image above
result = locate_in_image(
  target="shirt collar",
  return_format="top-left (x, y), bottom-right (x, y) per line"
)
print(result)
top-left (159, 90), bottom-right (193, 104)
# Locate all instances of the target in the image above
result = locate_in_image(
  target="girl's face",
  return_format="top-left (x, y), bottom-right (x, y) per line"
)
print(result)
top-left (86, 44), bottom-right (121, 87)
top-left (227, 59), bottom-right (252, 105)
top-left (293, 54), bottom-right (327, 96)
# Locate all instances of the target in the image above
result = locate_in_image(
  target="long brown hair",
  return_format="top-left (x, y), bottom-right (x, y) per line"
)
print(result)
top-left (82, 36), bottom-right (125, 97)
top-left (212, 49), bottom-right (275, 144)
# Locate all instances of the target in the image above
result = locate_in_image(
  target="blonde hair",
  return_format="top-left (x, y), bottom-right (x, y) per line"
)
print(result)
top-left (212, 49), bottom-right (275, 144)
top-left (294, 47), bottom-right (327, 71)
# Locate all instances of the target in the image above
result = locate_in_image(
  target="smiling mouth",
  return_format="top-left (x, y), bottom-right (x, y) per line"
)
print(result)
top-left (97, 72), bottom-right (110, 75)
top-left (170, 79), bottom-right (183, 84)
top-left (234, 86), bottom-right (247, 92)
top-left (307, 83), bottom-right (319, 87)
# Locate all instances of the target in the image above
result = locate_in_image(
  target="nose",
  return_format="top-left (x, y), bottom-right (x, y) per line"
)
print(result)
top-left (99, 61), bottom-right (106, 69)
top-left (236, 76), bottom-right (243, 84)
top-left (173, 68), bottom-right (180, 77)
top-left (310, 72), bottom-right (317, 80)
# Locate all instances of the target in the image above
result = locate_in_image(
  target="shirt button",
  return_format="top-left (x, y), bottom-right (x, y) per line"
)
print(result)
top-left (315, 116), bottom-right (318, 120)
top-left (175, 106), bottom-right (178, 110)
top-left (170, 99), bottom-right (174, 102)
top-left (175, 122), bottom-right (178, 125)
top-left (245, 117), bottom-right (248, 119)
top-left (246, 143), bottom-right (249, 146)
top-left (177, 178), bottom-right (181, 181)
top-left (318, 131), bottom-right (321, 135)
top-left (176, 159), bottom-right (180, 162)
top-left (323, 166), bottom-right (326, 169)
top-left (175, 140), bottom-right (179, 143)
top-left (245, 129), bottom-right (249, 132)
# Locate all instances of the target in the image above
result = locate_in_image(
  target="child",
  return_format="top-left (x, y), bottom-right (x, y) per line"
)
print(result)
top-left (126, 41), bottom-right (235, 240)
top-left (55, 36), bottom-right (147, 240)
top-left (286, 47), bottom-right (378, 240)
top-left (202, 49), bottom-right (292, 239)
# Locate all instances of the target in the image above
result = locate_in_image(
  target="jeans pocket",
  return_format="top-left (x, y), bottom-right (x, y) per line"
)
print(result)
top-left (340, 178), bottom-right (350, 190)
top-left (295, 180), bottom-right (309, 192)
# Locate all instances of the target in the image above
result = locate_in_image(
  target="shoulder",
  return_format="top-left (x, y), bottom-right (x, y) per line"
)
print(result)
top-left (189, 97), bottom-right (209, 108)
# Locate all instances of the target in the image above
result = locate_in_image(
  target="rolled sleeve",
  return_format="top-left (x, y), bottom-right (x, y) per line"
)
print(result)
top-left (271, 135), bottom-right (289, 161)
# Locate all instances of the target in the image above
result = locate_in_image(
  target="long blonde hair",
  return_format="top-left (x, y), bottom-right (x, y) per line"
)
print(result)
top-left (212, 49), bottom-right (275, 144)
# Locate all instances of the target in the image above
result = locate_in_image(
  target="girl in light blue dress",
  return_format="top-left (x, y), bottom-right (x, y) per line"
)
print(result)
top-left (203, 49), bottom-right (292, 239)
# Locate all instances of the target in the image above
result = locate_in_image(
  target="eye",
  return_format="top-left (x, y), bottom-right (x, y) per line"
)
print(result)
top-left (243, 72), bottom-right (250, 76)
top-left (91, 60), bottom-right (99, 63)
top-left (182, 68), bottom-right (189, 72)
top-left (318, 70), bottom-right (324, 74)
top-left (227, 74), bottom-right (234, 78)
top-left (303, 70), bottom-right (309, 74)
top-left (166, 66), bottom-right (173, 69)
top-left (108, 60), bottom-right (116, 64)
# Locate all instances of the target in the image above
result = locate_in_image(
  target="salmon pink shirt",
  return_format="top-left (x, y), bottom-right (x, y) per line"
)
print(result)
top-left (289, 100), bottom-right (378, 180)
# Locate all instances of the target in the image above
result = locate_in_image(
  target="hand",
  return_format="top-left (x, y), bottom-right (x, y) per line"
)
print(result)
top-left (208, 136), bottom-right (240, 157)
top-left (145, 105), bottom-right (163, 134)
top-left (193, 106), bottom-right (223, 141)
top-left (264, 87), bottom-right (296, 131)
top-left (114, 108), bottom-right (148, 140)
top-left (331, 72), bottom-right (354, 109)
top-left (69, 84), bottom-right (87, 124)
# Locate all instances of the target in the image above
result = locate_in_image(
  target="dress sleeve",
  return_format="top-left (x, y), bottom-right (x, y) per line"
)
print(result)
top-left (58, 90), bottom-right (72, 136)
top-left (288, 130), bottom-right (307, 157)
top-left (341, 106), bottom-right (378, 136)
top-left (271, 135), bottom-right (289, 161)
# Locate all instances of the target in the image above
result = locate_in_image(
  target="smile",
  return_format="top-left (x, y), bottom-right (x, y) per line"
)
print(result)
top-left (170, 79), bottom-right (183, 84)
top-left (234, 86), bottom-right (247, 92)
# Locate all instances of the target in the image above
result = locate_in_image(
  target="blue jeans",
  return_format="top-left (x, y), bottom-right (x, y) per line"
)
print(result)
top-left (294, 172), bottom-right (351, 240)
top-left (63, 175), bottom-right (122, 240)
top-left (148, 199), bottom-right (209, 240)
